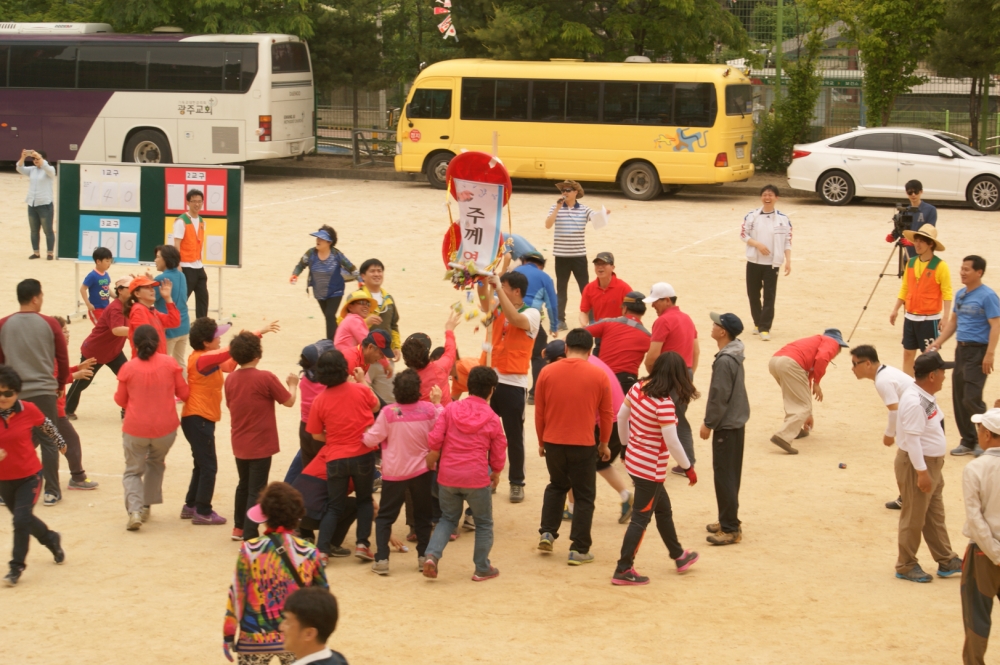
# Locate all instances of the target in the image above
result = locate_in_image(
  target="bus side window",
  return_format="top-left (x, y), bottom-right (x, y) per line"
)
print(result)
top-left (603, 82), bottom-right (638, 124)
top-left (566, 81), bottom-right (599, 123)
top-left (0, 46), bottom-right (8, 87)
top-left (241, 47), bottom-right (259, 92)
top-left (675, 83), bottom-right (715, 127)
top-left (409, 89), bottom-right (453, 119)
top-left (224, 51), bottom-right (242, 92)
top-left (10, 45), bottom-right (77, 88)
top-left (79, 46), bottom-right (147, 90)
top-left (149, 46), bottom-right (225, 92)
top-left (495, 80), bottom-right (528, 120)
top-left (461, 78), bottom-right (496, 120)
top-left (638, 83), bottom-right (673, 125)
top-left (531, 81), bottom-right (565, 122)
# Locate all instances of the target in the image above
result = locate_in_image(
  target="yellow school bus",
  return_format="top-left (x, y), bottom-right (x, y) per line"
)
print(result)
top-left (394, 58), bottom-right (754, 200)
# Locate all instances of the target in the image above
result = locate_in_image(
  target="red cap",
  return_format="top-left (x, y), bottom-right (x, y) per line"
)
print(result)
top-left (128, 276), bottom-right (160, 293)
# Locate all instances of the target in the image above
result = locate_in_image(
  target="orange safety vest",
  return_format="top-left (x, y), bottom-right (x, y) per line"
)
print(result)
top-left (481, 306), bottom-right (534, 376)
top-left (176, 213), bottom-right (204, 263)
top-left (904, 255), bottom-right (944, 316)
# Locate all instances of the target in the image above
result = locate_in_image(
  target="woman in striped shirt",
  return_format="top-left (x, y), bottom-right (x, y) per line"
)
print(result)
top-left (612, 351), bottom-right (699, 586)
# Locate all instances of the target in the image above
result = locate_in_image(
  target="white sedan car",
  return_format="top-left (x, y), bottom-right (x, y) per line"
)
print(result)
top-left (786, 127), bottom-right (1000, 210)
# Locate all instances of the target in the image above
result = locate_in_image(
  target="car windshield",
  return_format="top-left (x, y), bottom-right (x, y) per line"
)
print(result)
top-left (935, 134), bottom-right (983, 156)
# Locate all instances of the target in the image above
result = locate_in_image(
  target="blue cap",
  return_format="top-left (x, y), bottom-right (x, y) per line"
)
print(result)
top-left (364, 329), bottom-right (394, 358)
top-left (310, 229), bottom-right (333, 243)
top-left (823, 328), bottom-right (849, 348)
top-left (543, 340), bottom-right (566, 362)
top-left (300, 339), bottom-right (334, 381)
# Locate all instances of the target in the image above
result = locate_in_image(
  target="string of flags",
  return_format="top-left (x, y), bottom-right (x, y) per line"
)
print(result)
top-left (434, 0), bottom-right (458, 41)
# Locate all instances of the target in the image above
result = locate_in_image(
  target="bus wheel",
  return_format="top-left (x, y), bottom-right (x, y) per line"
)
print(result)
top-left (619, 162), bottom-right (662, 200)
top-left (426, 153), bottom-right (453, 189)
top-left (124, 130), bottom-right (173, 164)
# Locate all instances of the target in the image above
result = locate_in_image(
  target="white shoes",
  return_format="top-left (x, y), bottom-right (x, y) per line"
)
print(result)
top-left (126, 512), bottom-right (143, 531)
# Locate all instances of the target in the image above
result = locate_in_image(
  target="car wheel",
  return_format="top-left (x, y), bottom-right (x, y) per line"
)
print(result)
top-left (124, 129), bottom-right (172, 164)
top-left (425, 152), bottom-right (453, 190)
top-left (817, 170), bottom-right (854, 206)
top-left (967, 175), bottom-right (1000, 211)
top-left (619, 161), bottom-right (662, 200)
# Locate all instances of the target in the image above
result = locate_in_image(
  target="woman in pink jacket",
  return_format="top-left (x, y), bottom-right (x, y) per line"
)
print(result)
top-left (362, 369), bottom-right (442, 575)
top-left (333, 291), bottom-right (375, 351)
top-left (401, 311), bottom-right (460, 405)
top-left (114, 324), bottom-right (189, 532)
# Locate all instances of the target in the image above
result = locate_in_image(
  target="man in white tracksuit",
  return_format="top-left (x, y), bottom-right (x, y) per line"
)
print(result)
top-left (740, 184), bottom-right (792, 341)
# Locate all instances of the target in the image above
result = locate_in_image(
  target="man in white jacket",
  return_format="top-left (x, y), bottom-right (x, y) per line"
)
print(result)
top-left (740, 185), bottom-right (792, 341)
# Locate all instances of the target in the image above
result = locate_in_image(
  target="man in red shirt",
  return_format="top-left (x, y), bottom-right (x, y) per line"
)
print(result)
top-left (643, 282), bottom-right (699, 470)
top-left (344, 330), bottom-right (394, 392)
top-left (578, 253), bottom-right (632, 357)
top-left (587, 291), bottom-right (650, 395)
top-left (768, 329), bottom-right (848, 454)
top-left (534, 328), bottom-right (613, 565)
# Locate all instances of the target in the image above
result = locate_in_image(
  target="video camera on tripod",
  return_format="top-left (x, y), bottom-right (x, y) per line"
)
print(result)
top-left (891, 204), bottom-right (920, 245)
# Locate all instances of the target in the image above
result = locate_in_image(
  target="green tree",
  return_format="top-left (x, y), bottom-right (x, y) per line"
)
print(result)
top-left (839, 0), bottom-right (945, 126)
top-left (91, 0), bottom-right (314, 37)
top-left (930, 0), bottom-right (1000, 146)
top-left (0, 0), bottom-right (98, 22)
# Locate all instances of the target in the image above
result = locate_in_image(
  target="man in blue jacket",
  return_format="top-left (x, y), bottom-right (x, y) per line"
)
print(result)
top-left (512, 250), bottom-right (558, 405)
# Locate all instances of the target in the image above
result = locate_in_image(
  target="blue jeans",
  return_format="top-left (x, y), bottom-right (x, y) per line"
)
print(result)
top-left (317, 452), bottom-right (375, 555)
top-left (426, 484), bottom-right (494, 574)
top-left (27, 203), bottom-right (54, 253)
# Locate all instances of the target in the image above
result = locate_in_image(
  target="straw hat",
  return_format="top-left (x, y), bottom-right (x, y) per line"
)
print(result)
top-left (902, 224), bottom-right (945, 251)
top-left (339, 290), bottom-right (377, 319)
top-left (555, 180), bottom-right (585, 198)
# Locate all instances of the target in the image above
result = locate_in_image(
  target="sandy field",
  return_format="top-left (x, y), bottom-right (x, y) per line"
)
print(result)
top-left (0, 168), bottom-right (993, 664)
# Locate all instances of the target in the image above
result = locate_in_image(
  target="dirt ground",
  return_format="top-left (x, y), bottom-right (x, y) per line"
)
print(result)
top-left (0, 169), bottom-right (992, 664)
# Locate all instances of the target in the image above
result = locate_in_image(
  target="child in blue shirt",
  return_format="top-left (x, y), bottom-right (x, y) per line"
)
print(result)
top-left (80, 247), bottom-right (113, 325)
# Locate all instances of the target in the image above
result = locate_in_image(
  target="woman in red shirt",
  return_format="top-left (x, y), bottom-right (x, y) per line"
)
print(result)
top-left (612, 351), bottom-right (698, 586)
top-left (124, 276), bottom-right (180, 358)
top-left (114, 325), bottom-right (189, 532)
top-left (0, 364), bottom-right (66, 586)
top-left (400, 311), bottom-right (461, 405)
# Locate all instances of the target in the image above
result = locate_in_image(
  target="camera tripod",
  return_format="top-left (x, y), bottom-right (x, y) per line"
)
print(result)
top-left (846, 240), bottom-right (909, 343)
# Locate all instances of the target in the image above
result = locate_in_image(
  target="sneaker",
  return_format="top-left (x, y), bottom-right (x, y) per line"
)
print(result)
top-left (231, 528), bottom-right (244, 541)
top-left (562, 505), bottom-right (573, 521)
top-left (618, 492), bottom-right (634, 524)
top-left (938, 557), bottom-right (963, 578)
top-left (43, 492), bottom-right (60, 507)
top-left (422, 555), bottom-right (438, 579)
top-left (612, 568), bottom-right (650, 586)
top-left (180, 504), bottom-right (196, 519)
top-left (372, 476), bottom-right (382, 493)
top-left (67, 477), bottom-right (99, 491)
top-left (417, 555), bottom-right (427, 571)
top-left (706, 522), bottom-right (721, 533)
top-left (28, 253), bottom-right (40, 260)
top-left (752, 327), bottom-right (759, 336)
top-left (66, 413), bottom-right (78, 421)
top-left (49, 531), bottom-right (65, 564)
top-left (509, 485), bottom-right (524, 503)
top-left (371, 560), bottom-right (390, 576)
top-left (126, 511), bottom-right (143, 531)
top-left (354, 545), bottom-right (375, 561)
top-left (330, 546), bottom-right (351, 558)
top-left (670, 465), bottom-right (687, 477)
top-left (759, 331), bottom-right (771, 341)
top-left (674, 550), bottom-right (699, 572)
top-left (406, 530), bottom-right (418, 542)
top-left (795, 429), bottom-right (810, 440)
top-left (886, 497), bottom-right (902, 510)
top-left (896, 565), bottom-right (933, 583)
top-left (4, 568), bottom-right (22, 586)
top-left (139, 506), bottom-right (150, 522)
top-left (538, 532), bottom-right (555, 552)
top-left (769, 435), bottom-right (798, 455)
top-left (568, 550), bottom-right (595, 566)
top-left (951, 444), bottom-right (975, 456)
top-left (707, 530), bottom-right (742, 546)
top-left (527, 394), bottom-right (535, 406)
top-left (462, 514), bottom-right (476, 531)
top-left (472, 566), bottom-right (500, 582)
top-left (192, 511), bottom-right (227, 525)
top-left (558, 321), bottom-right (568, 332)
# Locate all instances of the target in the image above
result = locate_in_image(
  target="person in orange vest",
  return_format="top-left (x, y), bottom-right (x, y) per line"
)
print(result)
top-left (172, 189), bottom-right (209, 319)
top-left (477, 271), bottom-right (541, 504)
top-left (889, 225), bottom-right (952, 377)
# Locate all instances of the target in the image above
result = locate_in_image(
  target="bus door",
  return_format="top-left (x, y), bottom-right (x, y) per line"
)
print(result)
top-left (401, 78), bottom-right (454, 172)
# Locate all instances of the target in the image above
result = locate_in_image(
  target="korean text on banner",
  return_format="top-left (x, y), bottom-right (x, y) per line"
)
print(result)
top-left (454, 178), bottom-right (503, 273)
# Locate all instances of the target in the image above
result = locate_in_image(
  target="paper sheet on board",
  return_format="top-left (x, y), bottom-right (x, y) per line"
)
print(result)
top-left (118, 232), bottom-right (137, 259)
top-left (167, 184), bottom-right (185, 211)
top-left (120, 183), bottom-right (139, 210)
top-left (206, 235), bottom-right (224, 262)
top-left (100, 182), bottom-right (119, 208)
top-left (81, 230), bottom-right (100, 257)
top-left (205, 185), bottom-right (225, 212)
top-left (100, 231), bottom-right (118, 257)
top-left (81, 181), bottom-right (101, 208)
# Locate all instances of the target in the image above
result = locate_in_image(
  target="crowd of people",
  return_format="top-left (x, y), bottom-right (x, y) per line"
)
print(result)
top-left (4, 173), bottom-right (1000, 664)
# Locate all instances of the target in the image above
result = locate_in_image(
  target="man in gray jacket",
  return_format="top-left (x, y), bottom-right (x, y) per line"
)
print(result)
top-left (700, 312), bottom-right (750, 545)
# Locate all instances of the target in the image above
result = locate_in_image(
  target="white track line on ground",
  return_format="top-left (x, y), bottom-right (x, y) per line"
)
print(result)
top-left (684, 252), bottom-right (884, 265)
top-left (245, 191), bottom-right (341, 210)
top-left (671, 227), bottom-right (739, 253)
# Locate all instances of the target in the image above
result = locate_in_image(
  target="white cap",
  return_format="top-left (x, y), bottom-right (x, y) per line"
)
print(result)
top-left (972, 408), bottom-right (1000, 435)
top-left (643, 282), bottom-right (676, 303)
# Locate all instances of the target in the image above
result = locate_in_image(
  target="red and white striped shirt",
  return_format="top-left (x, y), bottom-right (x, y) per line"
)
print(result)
top-left (624, 382), bottom-right (677, 482)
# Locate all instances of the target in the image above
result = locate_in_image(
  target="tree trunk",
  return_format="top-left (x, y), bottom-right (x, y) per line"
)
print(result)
top-left (970, 76), bottom-right (981, 148)
top-left (352, 87), bottom-right (359, 128)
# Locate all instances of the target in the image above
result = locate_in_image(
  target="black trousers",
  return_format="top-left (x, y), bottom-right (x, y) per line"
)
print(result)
top-left (712, 427), bottom-right (744, 533)
top-left (490, 383), bottom-right (526, 486)
top-left (316, 295), bottom-right (343, 340)
top-left (183, 266), bottom-right (209, 319)
top-left (539, 443), bottom-right (597, 553)
top-left (954, 344), bottom-right (989, 450)
top-left (318, 452), bottom-right (376, 555)
top-left (22, 394), bottom-right (60, 499)
top-left (300, 497), bottom-right (358, 547)
top-left (555, 255), bottom-right (589, 325)
top-left (616, 475), bottom-right (683, 573)
top-left (0, 473), bottom-right (57, 572)
top-left (234, 456), bottom-right (271, 539)
top-left (65, 352), bottom-right (127, 415)
top-left (375, 472), bottom-right (434, 561)
top-left (746, 261), bottom-right (779, 332)
top-left (182, 415), bottom-right (218, 516)
top-left (299, 421), bottom-right (325, 469)
top-left (529, 328), bottom-right (548, 399)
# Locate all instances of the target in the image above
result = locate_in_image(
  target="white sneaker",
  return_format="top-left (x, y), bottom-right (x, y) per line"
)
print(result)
top-left (462, 514), bottom-right (476, 531)
top-left (139, 506), bottom-right (151, 522)
top-left (371, 560), bottom-right (389, 576)
top-left (753, 327), bottom-right (759, 335)
top-left (126, 512), bottom-right (143, 531)
top-left (759, 331), bottom-right (771, 341)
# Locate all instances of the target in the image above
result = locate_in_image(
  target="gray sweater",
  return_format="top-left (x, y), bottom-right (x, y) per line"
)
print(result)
top-left (703, 339), bottom-right (750, 431)
top-left (0, 311), bottom-right (69, 398)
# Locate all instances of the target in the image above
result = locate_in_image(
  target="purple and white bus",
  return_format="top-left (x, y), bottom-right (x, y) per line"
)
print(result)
top-left (0, 23), bottom-right (315, 164)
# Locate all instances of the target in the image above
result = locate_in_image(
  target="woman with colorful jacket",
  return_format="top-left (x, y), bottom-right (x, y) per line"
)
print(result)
top-left (289, 226), bottom-right (358, 340)
top-left (224, 481), bottom-right (328, 664)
